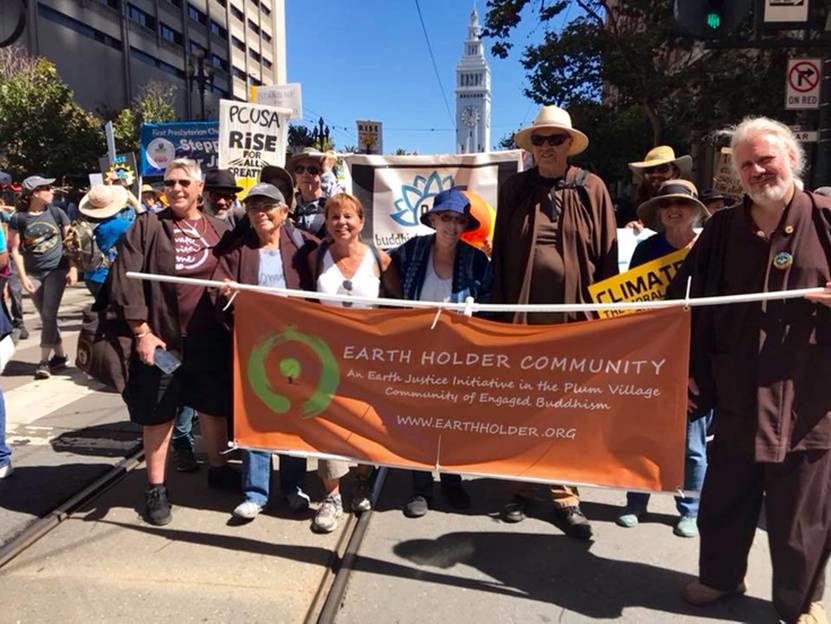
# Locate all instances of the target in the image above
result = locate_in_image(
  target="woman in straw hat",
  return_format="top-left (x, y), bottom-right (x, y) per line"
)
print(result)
top-left (77, 184), bottom-right (137, 298)
top-left (625, 146), bottom-right (693, 232)
top-left (616, 178), bottom-right (711, 538)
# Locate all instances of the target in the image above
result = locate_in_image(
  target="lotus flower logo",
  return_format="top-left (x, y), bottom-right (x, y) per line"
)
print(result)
top-left (391, 171), bottom-right (454, 227)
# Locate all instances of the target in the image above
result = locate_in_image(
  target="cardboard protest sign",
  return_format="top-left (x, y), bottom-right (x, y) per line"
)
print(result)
top-left (233, 293), bottom-right (689, 491)
top-left (345, 151), bottom-right (523, 249)
top-left (218, 100), bottom-right (291, 197)
top-left (589, 248), bottom-right (689, 318)
top-left (139, 121), bottom-right (219, 176)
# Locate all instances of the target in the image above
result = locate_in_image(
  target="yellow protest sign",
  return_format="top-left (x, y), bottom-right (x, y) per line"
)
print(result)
top-left (589, 247), bottom-right (689, 318)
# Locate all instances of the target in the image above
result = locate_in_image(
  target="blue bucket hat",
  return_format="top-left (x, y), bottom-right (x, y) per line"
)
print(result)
top-left (420, 187), bottom-right (481, 232)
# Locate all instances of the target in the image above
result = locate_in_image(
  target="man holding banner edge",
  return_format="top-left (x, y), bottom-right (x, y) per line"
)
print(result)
top-left (671, 117), bottom-right (831, 624)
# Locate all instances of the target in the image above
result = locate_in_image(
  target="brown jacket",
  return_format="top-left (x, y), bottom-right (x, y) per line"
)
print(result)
top-left (106, 209), bottom-right (230, 355)
top-left (489, 166), bottom-right (619, 323)
top-left (670, 189), bottom-right (831, 461)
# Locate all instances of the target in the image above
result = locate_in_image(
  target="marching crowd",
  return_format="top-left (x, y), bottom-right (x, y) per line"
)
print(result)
top-left (1, 105), bottom-right (831, 623)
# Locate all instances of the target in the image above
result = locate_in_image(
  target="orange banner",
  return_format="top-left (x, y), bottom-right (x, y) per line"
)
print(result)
top-left (233, 293), bottom-right (690, 491)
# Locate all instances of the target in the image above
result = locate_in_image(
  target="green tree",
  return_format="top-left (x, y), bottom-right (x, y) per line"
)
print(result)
top-left (0, 46), bottom-right (104, 177)
top-left (112, 81), bottom-right (177, 153)
top-left (482, 0), bottom-right (802, 185)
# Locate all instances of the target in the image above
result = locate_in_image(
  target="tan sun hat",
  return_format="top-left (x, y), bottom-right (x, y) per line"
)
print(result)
top-left (287, 148), bottom-right (337, 175)
top-left (79, 184), bottom-right (129, 219)
top-left (637, 179), bottom-right (709, 232)
top-left (513, 105), bottom-right (589, 156)
top-left (629, 146), bottom-right (693, 180)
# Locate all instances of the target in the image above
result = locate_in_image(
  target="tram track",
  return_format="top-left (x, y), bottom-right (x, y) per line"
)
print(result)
top-left (0, 446), bottom-right (386, 624)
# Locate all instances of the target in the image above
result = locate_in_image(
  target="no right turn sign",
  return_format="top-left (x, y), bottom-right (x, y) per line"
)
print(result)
top-left (786, 58), bottom-right (821, 110)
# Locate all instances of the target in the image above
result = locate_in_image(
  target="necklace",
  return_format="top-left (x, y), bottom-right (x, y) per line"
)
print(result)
top-left (174, 216), bottom-right (207, 240)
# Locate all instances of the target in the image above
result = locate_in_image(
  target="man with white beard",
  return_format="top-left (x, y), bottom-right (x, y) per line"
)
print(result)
top-left (670, 117), bottom-right (831, 624)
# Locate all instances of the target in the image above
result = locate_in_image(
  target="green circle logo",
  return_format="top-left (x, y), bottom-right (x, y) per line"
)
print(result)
top-left (247, 326), bottom-right (339, 418)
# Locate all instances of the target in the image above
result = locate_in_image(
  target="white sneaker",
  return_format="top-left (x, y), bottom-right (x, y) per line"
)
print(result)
top-left (313, 495), bottom-right (343, 533)
top-left (351, 480), bottom-right (372, 513)
top-left (0, 462), bottom-right (12, 479)
top-left (232, 500), bottom-right (263, 520)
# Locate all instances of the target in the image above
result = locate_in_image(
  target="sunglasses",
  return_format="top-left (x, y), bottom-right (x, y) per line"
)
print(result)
top-left (163, 178), bottom-right (193, 188)
top-left (436, 213), bottom-right (468, 225)
top-left (294, 165), bottom-right (320, 175)
top-left (530, 134), bottom-right (570, 147)
top-left (208, 191), bottom-right (236, 201)
top-left (342, 279), bottom-right (353, 308)
top-left (245, 202), bottom-right (283, 213)
top-left (643, 163), bottom-right (673, 175)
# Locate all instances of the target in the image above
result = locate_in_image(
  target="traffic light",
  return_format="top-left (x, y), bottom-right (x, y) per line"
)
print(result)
top-left (674, 0), bottom-right (753, 39)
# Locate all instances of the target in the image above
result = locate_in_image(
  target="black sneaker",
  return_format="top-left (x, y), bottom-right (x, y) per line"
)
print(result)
top-left (207, 464), bottom-right (240, 491)
top-left (553, 505), bottom-right (593, 540)
top-left (18, 326), bottom-right (29, 340)
top-left (34, 360), bottom-right (51, 380)
top-left (174, 448), bottom-right (199, 473)
top-left (403, 494), bottom-right (430, 518)
top-left (502, 496), bottom-right (527, 523)
top-left (442, 484), bottom-right (471, 510)
top-left (48, 355), bottom-right (69, 371)
top-left (145, 485), bottom-right (172, 526)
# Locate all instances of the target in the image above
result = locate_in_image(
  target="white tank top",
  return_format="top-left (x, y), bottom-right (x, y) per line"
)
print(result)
top-left (317, 246), bottom-right (380, 309)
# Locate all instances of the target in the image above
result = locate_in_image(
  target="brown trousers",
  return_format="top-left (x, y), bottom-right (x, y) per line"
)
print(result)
top-left (698, 441), bottom-right (831, 623)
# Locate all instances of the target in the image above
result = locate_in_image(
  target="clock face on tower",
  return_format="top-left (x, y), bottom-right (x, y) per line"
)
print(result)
top-left (462, 105), bottom-right (480, 128)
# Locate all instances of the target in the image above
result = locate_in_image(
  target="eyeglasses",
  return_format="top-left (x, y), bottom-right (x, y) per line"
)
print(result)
top-left (643, 163), bottom-right (673, 175)
top-left (436, 213), bottom-right (468, 226)
top-left (163, 178), bottom-right (193, 188)
top-left (294, 165), bottom-right (320, 175)
top-left (342, 279), bottom-right (353, 308)
top-left (530, 134), bottom-right (570, 147)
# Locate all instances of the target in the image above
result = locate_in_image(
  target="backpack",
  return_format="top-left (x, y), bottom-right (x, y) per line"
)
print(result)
top-left (63, 218), bottom-right (104, 273)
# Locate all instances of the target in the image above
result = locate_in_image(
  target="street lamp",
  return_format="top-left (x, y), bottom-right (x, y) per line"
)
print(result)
top-left (312, 117), bottom-right (330, 151)
top-left (187, 48), bottom-right (214, 121)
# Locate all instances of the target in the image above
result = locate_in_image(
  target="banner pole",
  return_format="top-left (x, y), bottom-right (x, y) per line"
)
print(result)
top-left (126, 271), bottom-right (826, 312)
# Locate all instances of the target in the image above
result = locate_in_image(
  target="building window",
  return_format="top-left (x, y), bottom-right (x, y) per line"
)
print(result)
top-left (38, 5), bottom-right (122, 50)
top-left (94, 0), bottom-right (119, 9)
top-left (261, 30), bottom-right (271, 43)
top-left (131, 47), bottom-right (185, 78)
top-left (215, 0), bottom-right (227, 5)
top-left (262, 57), bottom-right (272, 69)
top-left (211, 54), bottom-right (229, 71)
top-left (165, 0), bottom-right (182, 7)
top-left (211, 83), bottom-right (229, 97)
top-left (250, 77), bottom-right (262, 87)
top-left (160, 22), bottom-right (183, 46)
top-left (247, 18), bottom-right (259, 34)
top-left (231, 36), bottom-right (245, 51)
top-left (230, 5), bottom-right (244, 21)
top-left (248, 47), bottom-right (260, 62)
top-left (127, 4), bottom-right (155, 30)
top-left (260, 3), bottom-right (270, 15)
top-left (188, 4), bottom-right (207, 25)
top-left (232, 67), bottom-right (246, 80)
top-left (209, 20), bottom-right (227, 37)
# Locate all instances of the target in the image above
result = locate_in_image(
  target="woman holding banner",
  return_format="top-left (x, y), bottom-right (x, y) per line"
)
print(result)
top-left (616, 179), bottom-right (711, 538)
top-left (390, 187), bottom-right (490, 518)
top-left (214, 181), bottom-right (320, 520)
top-left (107, 158), bottom-right (235, 526)
top-left (309, 192), bottom-right (400, 533)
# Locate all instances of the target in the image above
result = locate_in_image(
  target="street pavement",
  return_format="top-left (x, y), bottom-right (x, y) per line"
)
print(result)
top-left (1, 285), bottom-right (828, 622)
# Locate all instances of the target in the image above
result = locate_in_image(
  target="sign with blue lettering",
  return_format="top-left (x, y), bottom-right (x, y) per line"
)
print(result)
top-left (139, 121), bottom-right (219, 176)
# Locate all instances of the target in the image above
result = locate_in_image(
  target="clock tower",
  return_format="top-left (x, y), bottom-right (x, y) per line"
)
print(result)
top-left (455, 8), bottom-right (491, 154)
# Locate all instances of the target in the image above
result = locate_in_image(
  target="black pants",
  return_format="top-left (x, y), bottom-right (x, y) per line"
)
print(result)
top-left (698, 440), bottom-right (831, 623)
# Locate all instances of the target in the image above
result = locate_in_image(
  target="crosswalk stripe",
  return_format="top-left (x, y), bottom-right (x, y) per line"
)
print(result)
top-left (5, 371), bottom-right (106, 430)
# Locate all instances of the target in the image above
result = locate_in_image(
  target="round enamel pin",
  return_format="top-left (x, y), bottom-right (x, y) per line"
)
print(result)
top-left (784, 225), bottom-right (794, 235)
top-left (773, 252), bottom-right (793, 270)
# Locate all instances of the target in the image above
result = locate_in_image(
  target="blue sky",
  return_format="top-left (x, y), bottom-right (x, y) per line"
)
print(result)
top-left (284, 0), bottom-right (547, 154)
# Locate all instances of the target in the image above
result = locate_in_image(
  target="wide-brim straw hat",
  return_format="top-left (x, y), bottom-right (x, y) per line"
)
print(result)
top-left (514, 105), bottom-right (589, 156)
top-left (629, 146), bottom-right (693, 180)
top-left (637, 179), bottom-right (709, 232)
top-left (287, 148), bottom-right (337, 173)
top-left (79, 184), bottom-right (129, 219)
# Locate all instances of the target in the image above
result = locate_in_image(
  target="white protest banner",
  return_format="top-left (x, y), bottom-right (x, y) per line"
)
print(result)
top-left (345, 151), bottom-right (523, 249)
top-left (249, 83), bottom-right (303, 120)
top-left (218, 99), bottom-right (292, 196)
